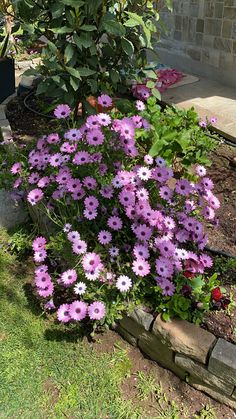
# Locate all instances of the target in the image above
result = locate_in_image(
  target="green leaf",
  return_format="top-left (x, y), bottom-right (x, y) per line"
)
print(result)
top-left (103, 20), bottom-right (126, 37)
top-left (151, 87), bottom-right (161, 100)
top-left (80, 25), bottom-right (97, 31)
top-left (64, 43), bottom-right (74, 64)
top-left (49, 3), bottom-right (64, 18)
top-left (65, 66), bottom-right (81, 79)
top-left (77, 67), bottom-right (96, 76)
top-left (146, 80), bottom-right (155, 88)
top-left (50, 26), bottom-right (72, 34)
top-left (125, 12), bottom-right (144, 26)
top-left (121, 38), bottom-right (134, 56)
top-left (144, 69), bottom-right (157, 79)
top-left (110, 69), bottom-right (120, 84)
top-left (149, 139), bottom-right (165, 157)
top-left (70, 76), bottom-right (80, 91)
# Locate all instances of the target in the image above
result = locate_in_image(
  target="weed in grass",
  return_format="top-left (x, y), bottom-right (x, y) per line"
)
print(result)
top-left (194, 404), bottom-right (216, 419)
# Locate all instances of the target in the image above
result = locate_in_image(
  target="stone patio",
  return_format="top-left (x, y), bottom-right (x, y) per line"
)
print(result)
top-left (161, 76), bottom-right (236, 143)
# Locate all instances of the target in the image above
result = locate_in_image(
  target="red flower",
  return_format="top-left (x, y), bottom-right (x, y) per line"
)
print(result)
top-left (183, 271), bottom-right (195, 279)
top-left (211, 287), bottom-right (222, 301)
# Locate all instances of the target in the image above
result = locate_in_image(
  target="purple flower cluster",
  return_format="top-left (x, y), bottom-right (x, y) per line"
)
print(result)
top-left (11, 94), bottom-right (220, 324)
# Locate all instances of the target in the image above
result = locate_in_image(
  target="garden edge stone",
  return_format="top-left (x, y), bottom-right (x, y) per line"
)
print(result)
top-left (117, 308), bottom-right (236, 411)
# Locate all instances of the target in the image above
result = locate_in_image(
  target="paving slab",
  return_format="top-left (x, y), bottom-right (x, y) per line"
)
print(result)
top-left (161, 77), bottom-right (236, 143)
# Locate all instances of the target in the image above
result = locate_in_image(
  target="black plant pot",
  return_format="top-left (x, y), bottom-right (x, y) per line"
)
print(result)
top-left (0, 58), bottom-right (15, 103)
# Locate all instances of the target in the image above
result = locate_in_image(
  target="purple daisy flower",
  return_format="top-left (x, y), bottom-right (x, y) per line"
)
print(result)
top-left (88, 301), bottom-right (106, 320)
top-left (57, 304), bottom-right (71, 323)
top-left (32, 236), bottom-right (47, 252)
top-left (54, 104), bottom-right (71, 119)
top-left (83, 208), bottom-right (98, 220)
top-left (35, 272), bottom-right (52, 289)
top-left (98, 230), bottom-right (112, 245)
top-left (37, 281), bottom-right (54, 298)
top-left (107, 216), bottom-right (123, 231)
top-left (159, 186), bottom-right (173, 201)
top-left (116, 275), bottom-right (132, 292)
top-left (67, 231), bottom-right (81, 242)
top-left (97, 113), bottom-right (112, 126)
top-left (100, 185), bottom-right (114, 199)
top-left (64, 128), bottom-right (82, 141)
top-left (98, 94), bottom-right (112, 108)
top-left (133, 244), bottom-right (150, 260)
top-left (144, 155), bottom-right (153, 165)
top-left (155, 257), bottom-right (174, 278)
top-left (47, 133), bottom-right (60, 144)
top-left (134, 224), bottom-right (152, 241)
top-left (83, 176), bottom-right (97, 190)
top-left (10, 162), bottom-right (22, 175)
top-left (86, 129), bottom-right (105, 146)
top-left (158, 278), bottom-right (176, 296)
top-left (69, 301), bottom-right (87, 321)
top-left (109, 246), bottom-right (119, 257)
top-left (73, 151), bottom-right (91, 165)
top-left (175, 179), bottom-right (193, 196)
top-left (195, 165), bottom-right (206, 177)
top-left (137, 166), bottom-right (152, 181)
top-left (34, 249), bottom-right (47, 263)
top-left (86, 115), bottom-right (101, 129)
top-left (84, 196), bottom-right (99, 210)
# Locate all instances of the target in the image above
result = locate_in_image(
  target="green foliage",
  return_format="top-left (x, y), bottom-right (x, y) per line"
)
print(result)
top-left (141, 98), bottom-right (217, 171)
top-left (194, 405), bottom-right (216, 419)
top-left (12, 0), bottom-right (172, 109)
top-left (8, 227), bottom-right (33, 257)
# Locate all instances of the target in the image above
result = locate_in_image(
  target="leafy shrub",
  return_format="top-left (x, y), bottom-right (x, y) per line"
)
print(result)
top-left (8, 95), bottom-right (228, 329)
top-left (13, 0), bottom-right (172, 110)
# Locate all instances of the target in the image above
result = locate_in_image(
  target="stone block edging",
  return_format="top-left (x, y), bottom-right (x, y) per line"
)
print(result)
top-left (117, 309), bottom-right (236, 410)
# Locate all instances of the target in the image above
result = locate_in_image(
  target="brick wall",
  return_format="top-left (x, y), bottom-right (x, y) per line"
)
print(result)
top-left (158, 0), bottom-right (236, 86)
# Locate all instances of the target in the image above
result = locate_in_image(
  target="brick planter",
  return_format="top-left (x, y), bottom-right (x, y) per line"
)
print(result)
top-left (117, 309), bottom-right (236, 410)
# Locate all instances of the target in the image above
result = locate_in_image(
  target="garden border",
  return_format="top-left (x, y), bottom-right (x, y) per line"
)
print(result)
top-left (116, 308), bottom-right (236, 411)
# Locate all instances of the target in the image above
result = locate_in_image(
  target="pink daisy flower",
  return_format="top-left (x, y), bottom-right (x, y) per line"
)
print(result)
top-left (37, 281), bottom-right (54, 298)
top-left (132, 258), bottom-right (150, 277)
top-left (100, 185), bottom-right (114, 199)
top-left (35, 264), bottom-right (48, 275)
top-left (32, 236), bottom-right (47, 251)
top-left (98, 230), bottom-right (112, 245)
top-left (57, 304), bottom-right (71, 323)
top-left (144, 155), bottom-right (153, 165)
top-left (135, 100), bottom-right (146, 111)
top-left (67, 231), bottom-right (80, 242)
top-left (54, 104), bottom-right (71, 119)
top-left (88, 301), bottom-right (106, 320)
top-left (195, 165), bottom-right (206, 177)
top-left (47, 133), bottom-right (60, 144)
top-left (72, 240), bottom-right (87, 255)
top-left (35, 272), bottom-right (52, 289)
top-left (83, 177), bottom-right (97, 190)
top-left (10, 162), bottom-right (22, 174)
top-left (97, 113), bottom-right (111, 126)
top-left (82, 252), bottom-right (101, 272)
top-left (73, 151), bottom-right (91, 165)
top-left (116, 275), bottom-right (132, 292)
top-left (134, 224), bottom-right (152, 241)
top-left (27, 188), bottom-right (44, 206)
top-left (69, 301), bottom-right (87, 321)
top-left (155, 257), bottom-right (174, 278)
top-left (49, 153), bottom-right (63, 168)
top-left (60, 269), bottom-right (77, 286)
top-left (34, 249), bottom-right (47, 263)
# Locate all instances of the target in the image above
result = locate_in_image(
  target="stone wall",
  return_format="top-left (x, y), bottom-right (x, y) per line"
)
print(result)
top-left (158, 0), bottom-right (236, 87)
top-left (117, 308), bottom-right (236, 410)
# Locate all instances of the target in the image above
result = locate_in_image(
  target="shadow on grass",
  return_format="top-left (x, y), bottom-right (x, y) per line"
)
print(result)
top-left (23, 283), bottom-right (43, 316)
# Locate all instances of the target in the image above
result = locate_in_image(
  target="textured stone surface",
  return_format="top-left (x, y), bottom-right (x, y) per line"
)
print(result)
top-left (118, 316), bottom-right (145, 338)
top-left (208, 338), bottom-right (236, 385)
top-left (0, 190), bottom-right (28, 229)
top-left (116, 326), bottom-right (137, 346)
top-left (153, 314), bottom-right (216, 364)
top-left (232, 388), bottom-right (236, 400)
top-left (129, 308), bottom-right (154, 332)
top-left (189, 377), bottom-right (236, 410)
top-left (175, 354), bottom-right (234, 395)
top-left (138, 331), bottom-right (186, 379)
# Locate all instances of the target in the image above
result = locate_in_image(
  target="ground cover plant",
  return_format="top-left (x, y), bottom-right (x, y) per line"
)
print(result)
top-left (6, 94), bottom-right (230, 331)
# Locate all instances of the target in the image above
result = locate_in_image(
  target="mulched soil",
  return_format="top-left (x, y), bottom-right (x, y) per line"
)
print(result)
top-left (94, 330), bottom-right (235, 418)
top-left (5, 96), bottom-right (236, 344)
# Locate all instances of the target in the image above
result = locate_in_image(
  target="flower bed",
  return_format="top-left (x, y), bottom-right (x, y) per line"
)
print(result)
top-left (116, 308), bottom-right (236, 410)
top-left (5, 95), bottom-right (231, 329)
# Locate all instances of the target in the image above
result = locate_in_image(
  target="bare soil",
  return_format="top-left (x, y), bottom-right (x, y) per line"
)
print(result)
top-left (94, 330), bottom-right (235, 418)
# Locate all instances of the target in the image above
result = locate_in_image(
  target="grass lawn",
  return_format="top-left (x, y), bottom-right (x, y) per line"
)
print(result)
top-left (0, 228), bottom-right (234, 419)
top-left (0, 228), bottom-right (140, 419)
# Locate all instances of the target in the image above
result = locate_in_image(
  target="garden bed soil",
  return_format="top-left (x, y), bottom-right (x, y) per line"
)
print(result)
top-left (5, 96), bottom-right (236, 344)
